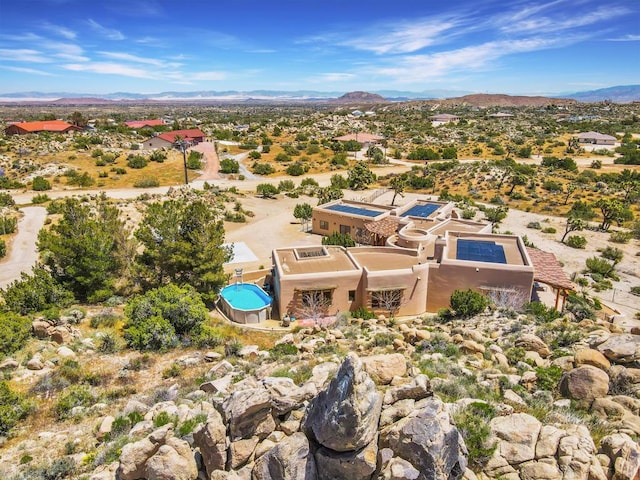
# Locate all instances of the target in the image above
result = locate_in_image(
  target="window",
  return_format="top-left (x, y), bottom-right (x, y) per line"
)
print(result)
top-left (301, 289), bottom-right (333, 308)
top-left (339, 224), bottom-right (351, 235)
top-left (348, 290), bottom-right (356, 302)
top-left (319, 220), bottom-right (329, 230)
top-left (371, 289), bottom-right (404, 310)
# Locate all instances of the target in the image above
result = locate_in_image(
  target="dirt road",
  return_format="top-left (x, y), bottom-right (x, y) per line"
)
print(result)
top-left (0, 206), bottom-right (47, 289)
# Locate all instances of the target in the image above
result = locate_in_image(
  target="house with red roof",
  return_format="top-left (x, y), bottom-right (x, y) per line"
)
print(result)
top-left (125, 119), bottom-right (166, 129)
top-left (143, 129), bottom-right (206, 149)
top-left (5, 120), bottom-right (82, 135)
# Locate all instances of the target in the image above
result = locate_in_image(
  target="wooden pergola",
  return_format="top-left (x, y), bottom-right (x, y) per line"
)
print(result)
top-left (364, 217), bottom-right (401, 246)
top-left (526, 247), bottom-right (576, 311)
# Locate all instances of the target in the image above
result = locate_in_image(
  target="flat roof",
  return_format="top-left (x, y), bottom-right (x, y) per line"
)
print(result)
top-left (427, 219), bottom-right (488, 236)
top-left (274, 246), bottom-right (359, 275)
top-left (325, 203), bottom-right (387, 218)
top-left (401, 203), bottom-right (441, 218)
top-left (350, 248), bottom-right (424, 271)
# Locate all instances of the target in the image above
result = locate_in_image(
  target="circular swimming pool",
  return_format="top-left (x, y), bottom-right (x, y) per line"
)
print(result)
top-left (219, 283), bottom-right (272, 324)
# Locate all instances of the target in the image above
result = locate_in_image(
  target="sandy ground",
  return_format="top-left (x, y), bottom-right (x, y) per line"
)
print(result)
top-left (190, 141), bottom-right (221, 181)
top-left (0, 206), bottom-right (46, 289)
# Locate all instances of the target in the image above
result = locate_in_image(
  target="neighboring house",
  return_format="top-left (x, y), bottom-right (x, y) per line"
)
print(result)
top-left (429, 113), bottom-right (460, 124)
top-left (142, 128), bottom-right (206, 149)
top-left (270, 198), bottom-right (573, 319)
top-left (4, 120), bottom-right (82, 135)
top-left (125, 119), bottom-right (166, 129)
top-left (577, 131), bottom-right (616, 145)
top-left (333, 132), bottom-right (384, 148)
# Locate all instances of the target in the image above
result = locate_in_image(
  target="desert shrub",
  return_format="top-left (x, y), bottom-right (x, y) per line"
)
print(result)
top-left (351, 306), bottom-right (376, 320)
top-left (187, 151), bottom-right (203, 169)
top-left (54, 385), bottom-right (95, 419)
top-left (271, 364), bottom-right (313, 384)
top-left (32, 176), bottom-right (52, 191)
top-left (0, 239), bottom-right (5, 258)
top-left (124, 315), bottom-right (178, 352)
top-left (542, 227), bottom-right (556, 234)
top-left (269, 343), bottom-right (298, 360)
top-left (0, 192), bottom-right (15, 207)
top-left (524, 302), bottom-right (562, 323)
top-left (322, 232), bottom-right (355, 247)
top-left (0, 312), bottom-right (32, 358)
top-left (527, 221), bottom-right (541, 229)
top-left (0, 381), bottom-right (33, 435)
top-left (162, 363), bottom-right (183, 379)
top-left (32, 193), bottom-right (51, 204)
top-left (609, 231), bottom-right (633, 244)
top-left (286, 163), bottom-right (305, 176)
top-left (1, 267), bottom-right (74, 315)
top-left (89, 310), bottom-right (121, 328)
top-left (535, 365), bottom-right (563, 392)
top-left (450, 289), bottom-right (488, 318)
top-left (0, 216), bottom-right (17, 233)
top-left (224, 337), bottom-right (243, 357)
top-left (153, 411), bottom-right (179, 428)
top-left (630, 286), bottom-right (640, 297)
top-left (126, 155), bottom-right (148, 169)
top-left (97, 333), bottom-right (120, 354)
top-left (220, 158), bottom-right (239, 174)
top-left (252, 162), bottom-right (275, 175)
top-left (149, 151), bottom-right (166, 163)
top-left (191, 324), bottom-right (224, 348)
top-left (505, 347), bottom-right (526, 366)
top-left (565, 235), bottom-right (587, 249)
top-left (586, 257), bottom-right (616, 278)
top-left (133, 177), bottom-right (160, 188)
top-left (453, 402), bottom-right (497, 470)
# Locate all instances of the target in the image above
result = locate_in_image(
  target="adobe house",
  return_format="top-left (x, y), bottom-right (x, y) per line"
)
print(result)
top-left (272, 199), bottom-right (543, 319)
top-left (429, 113), bottom-right (460, 125)
top-left (143, 128), bottom-right (206, 149)
top-left (5, 120), bottom-right (82, 135)
top-left (577, 131), bottom-right (616, 145)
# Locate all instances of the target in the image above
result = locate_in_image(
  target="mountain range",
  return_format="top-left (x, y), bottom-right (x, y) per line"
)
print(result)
top-left (0, 85), bottom-right (637, 104)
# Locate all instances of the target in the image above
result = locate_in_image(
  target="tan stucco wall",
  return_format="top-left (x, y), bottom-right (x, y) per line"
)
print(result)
top-left (426, 261), bottom-right (534, 311)
top-left (364, 263), bottom-right (430, 316)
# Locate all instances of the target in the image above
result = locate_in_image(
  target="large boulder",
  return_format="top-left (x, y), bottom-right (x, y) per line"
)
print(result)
top-left (252, 432), bottom-right (317, 480)
top-left (145, 437), bottom-right (198, 480)
top-left (193, 409), bottom-right (227, 476)
top-left (574, 348), bottom-right (611, 371)
top-left (379, 396), bottom-right (467, 480)
top-left (302, 353), bottom-right (382, 452)
top-left (515, 334), bottom-right (551, 358)
top-left (314, 435), bottom-right (378, 480)
top-left (262, 376), bottom-right (317, 415)
top-left (361, 354), bottom-right (407, 385)
top-left (490, 413), bottom-right (541, 464)
top-left (222, 387), bottom-right (274, 441)
top-left (597, 334), bottom-right (640, 364)
top-left (559, 366), bottom-right (610, 403)
top-left (600, 433), bottom-right (640, 480)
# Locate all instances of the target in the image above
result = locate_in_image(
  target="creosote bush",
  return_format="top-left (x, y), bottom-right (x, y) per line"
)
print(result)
top-left (450, 289), bottom-right (489, 318)
top-left (453, 402), bottom-right (497, 470)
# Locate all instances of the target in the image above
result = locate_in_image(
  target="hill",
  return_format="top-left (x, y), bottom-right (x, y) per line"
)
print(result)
top-left (329, 91), bottom-right (388, 104)
top-left (439, 93), bottom-right (576, 107)
top-left (563, 84), bottom-right (640, 103)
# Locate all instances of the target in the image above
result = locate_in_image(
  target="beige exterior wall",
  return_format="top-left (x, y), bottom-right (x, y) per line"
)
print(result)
top-left (312, 201), bottom-right (392, 243)
top-left (144, 137), bottom-right (173, 149)
top-left (363, 263), bottom-right (430, 316)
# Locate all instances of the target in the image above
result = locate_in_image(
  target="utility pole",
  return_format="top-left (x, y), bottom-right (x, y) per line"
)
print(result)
top-left (174, 139), bottom-right (189, 185)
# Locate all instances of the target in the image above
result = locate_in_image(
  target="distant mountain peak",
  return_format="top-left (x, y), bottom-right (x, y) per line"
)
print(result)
top-left (332, 91), bottom-right (387, 103)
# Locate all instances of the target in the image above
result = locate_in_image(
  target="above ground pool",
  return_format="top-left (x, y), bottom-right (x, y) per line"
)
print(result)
top-left (219, 283), bottom-right (272, 324)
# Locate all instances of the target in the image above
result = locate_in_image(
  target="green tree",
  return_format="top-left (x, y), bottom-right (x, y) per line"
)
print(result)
top-left (348, 161), bottom-right (376, 190)
top-left (322, 232), bottom-right (356, 247)
top-left (593, 198), bottom-right (633, 231)
top-left (187, 151), bottom-right (203, 169)
top-left (134, 199), bottom-right (230, 303)
top-left (0, 312), bottom-right (32, 358)
top-left (1, 266), bottom-right (74, 315)
top-left (561, 217), bottom-right (586, 244)
top-left (293, 203), bottom-right (313, 232)
top-left (389, 174), bottom-right (408, 206)
top-left (441, 146), bottom-right (458, 160)
top-left (0, 381), bottom-right (32, 435)
top-left (482, 206), bottom-right (508, 228)
top-left (37, 196), bottom-right (128, 302)
top-left (220, 158), bottom-right (239, 174)
top-left (256, 183), bottom-right (279, 198)
top-left (317, 186), bottom-right (343, 205)
top-left (330, 174), bottom-right (349, 189)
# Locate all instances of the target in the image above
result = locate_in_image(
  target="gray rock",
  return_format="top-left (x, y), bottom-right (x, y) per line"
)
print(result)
top-left (379, 396), bottom-right (467, 480)
top-left (229, 437), bottom-right (259, 469)
top-left (559, 366), bottom-right (610, 403)
top-left (262, 376), bottom-right (317, 416)
top-left (193, 409), bottom-right (227, 476)
top-left (600, 433), bottom-right (640, 480)
top-left (303, 353), bottom-right (382, 452)
top-left (515, 334), bottom-right (551, 358)
top-left (383, 374), bottom-right (431, 405)
top-left (252, 432), bottom-right (317, 480)
top-left (597, 334), bottom-right (640, 364)
top-left (381, 457), bottom-right (421, 480)
top-left (361, 353), bottom-right (407, 385)
top-left (222, 387), bottom-right (274, 441)
top-left (314, 435), bottom-right (377, 480)
top-left (490, 413), bottom-right (541, 464)
top-left (144, 437), bottom-right (198, 480)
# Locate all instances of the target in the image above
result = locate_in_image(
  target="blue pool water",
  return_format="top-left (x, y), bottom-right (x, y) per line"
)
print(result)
top-left (456, 239), bottom-right (507, 264)
top-left (220, 283), bottom-right (271, 310)
top-left (401, 203), bottom-right (440, 218)
top-left (326, 204), bottom-right (383, 217)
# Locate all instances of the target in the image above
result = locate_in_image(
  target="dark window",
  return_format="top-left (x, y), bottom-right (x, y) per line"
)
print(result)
top-left (319, 220), bottom-right (329, 230)
top-left (339, 224), bottom-right (351, 235)
top-left (348, 290), bottom-right (356, 302)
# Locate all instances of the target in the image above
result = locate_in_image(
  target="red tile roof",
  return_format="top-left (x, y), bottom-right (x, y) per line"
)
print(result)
top-left (526, 247), bottom-right (575, 291)
top-left (125, 119), bottom-right (165, 128)
top-left (157, 129), bottom-right (206, 143)
top-left (7, 120), bottom-right (80, 133)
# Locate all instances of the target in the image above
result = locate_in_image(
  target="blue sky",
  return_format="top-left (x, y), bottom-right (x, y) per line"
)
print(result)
top-left (0, 0), bottom-right (638, 95)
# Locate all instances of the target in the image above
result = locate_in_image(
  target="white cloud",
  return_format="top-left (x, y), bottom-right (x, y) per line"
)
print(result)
top-left (190, 71), bottom-right (227, 81)
top-left (46, 42), bottom-right (89, 62)
top-left (607, 34), bottom-right (640, 41)
top-left (499, 5), bottom-right (629, 34)
top-left (2, 66), bottom-right (55, 76)
top-left (317, 73), bottom-right (356, 82)
top-left (88, 19), bottom-right (125, 40)
top-left (63, 62), bottom-right (151, 78)
top-left (0, 33), bottom-right (43, 42)
top-left (0, 48), bottom-right (51, 63)
top-left (41, 22), bottom-right (76, 40)
top-left (98, 51), bottom-right (165, 66)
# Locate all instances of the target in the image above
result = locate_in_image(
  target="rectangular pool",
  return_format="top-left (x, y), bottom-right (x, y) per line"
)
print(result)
top-left (326, 204), bottom-right (384, 217)
top-left (456, 239), bottom-right (507, 264)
